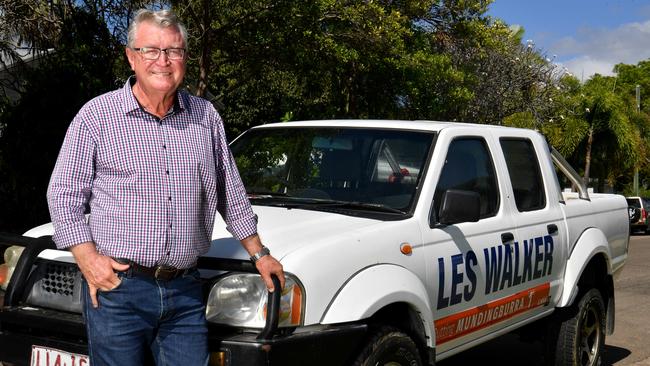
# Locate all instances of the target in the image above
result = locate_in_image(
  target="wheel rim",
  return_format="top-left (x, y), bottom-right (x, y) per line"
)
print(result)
top-left (579, 302), bottom-right (602, 366)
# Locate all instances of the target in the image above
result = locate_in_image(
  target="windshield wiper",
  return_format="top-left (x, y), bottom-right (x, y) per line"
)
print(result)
top-left (247, 191), bottom-right (288, 198)
top-left (319, 201), bottom-right (406, 214)
top-left (248, 195), bottom-right (406, 215)
top-left (291, 199), bottom-right (406, 214)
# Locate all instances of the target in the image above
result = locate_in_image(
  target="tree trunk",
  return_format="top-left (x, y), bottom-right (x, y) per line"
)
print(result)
top-left (196, 0), bottom-right (211, 98)
top-left (346, 62), bottom-right (356, 116)
top-left (584, 125), bottom-right (594, 186)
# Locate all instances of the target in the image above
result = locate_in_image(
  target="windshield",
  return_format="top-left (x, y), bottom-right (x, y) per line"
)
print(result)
top-left (230, 127), bottom-right (434, 216)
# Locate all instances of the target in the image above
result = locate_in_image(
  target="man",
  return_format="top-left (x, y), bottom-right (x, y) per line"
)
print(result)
top-left (47, 9), bottom-right (284, 366)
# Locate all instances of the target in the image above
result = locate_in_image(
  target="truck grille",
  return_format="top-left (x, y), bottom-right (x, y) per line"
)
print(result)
top-left (42, 262), bottom-right (77, 297)
top-left (24, 259), bottom-right (83, 313)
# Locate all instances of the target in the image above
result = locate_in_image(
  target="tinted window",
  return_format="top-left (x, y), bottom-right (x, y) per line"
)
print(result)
top-left (643, 198), bottom-right (650, 210)
top-left (434, 138), bottom-right (499, 219)
top-left (500, 138), bottom-right (546, 212)
top-left (627, 198), bottom-right (641, 208)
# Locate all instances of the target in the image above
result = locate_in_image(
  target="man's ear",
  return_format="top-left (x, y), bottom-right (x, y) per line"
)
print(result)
top-left (125, 47), bottom-right (136, 71)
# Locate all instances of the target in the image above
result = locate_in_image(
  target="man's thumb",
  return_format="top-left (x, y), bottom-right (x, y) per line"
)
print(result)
top-left (263, 275), bottom-right (275, 293)
top-left (110, 259), bottom-right (131, 271)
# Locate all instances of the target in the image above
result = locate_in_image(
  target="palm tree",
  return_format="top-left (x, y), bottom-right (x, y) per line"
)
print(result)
top-left (570, 75), bottom-right (639, 189)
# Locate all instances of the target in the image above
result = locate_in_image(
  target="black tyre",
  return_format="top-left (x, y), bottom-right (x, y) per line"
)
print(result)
top-left (352, 326), bottom-right (423, 366)
top-left (552, 288), bottom-right (606, 366)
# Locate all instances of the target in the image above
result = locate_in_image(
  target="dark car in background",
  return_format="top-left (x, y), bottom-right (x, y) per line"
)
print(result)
top-left (627, 196), bottom-right (650, 234)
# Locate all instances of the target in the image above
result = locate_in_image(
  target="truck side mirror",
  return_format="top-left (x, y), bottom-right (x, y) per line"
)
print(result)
top-left (438, 189), bottom-right (480, 225)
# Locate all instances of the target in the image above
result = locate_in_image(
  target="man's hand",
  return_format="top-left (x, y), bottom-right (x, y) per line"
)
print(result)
top-left (255, 255), bottom-right (285, 292)
top-left (69, 242), bottom-right (130, 308)
top-left (241, 234), bottom-right (285, 292)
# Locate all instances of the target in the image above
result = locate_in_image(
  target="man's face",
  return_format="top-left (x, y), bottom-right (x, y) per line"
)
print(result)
top-left (126, 21), bottom-right (186, 95)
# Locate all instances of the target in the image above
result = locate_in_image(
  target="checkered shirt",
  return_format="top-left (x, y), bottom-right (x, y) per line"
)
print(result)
top-left (47, 78), bottom-right (257, 268)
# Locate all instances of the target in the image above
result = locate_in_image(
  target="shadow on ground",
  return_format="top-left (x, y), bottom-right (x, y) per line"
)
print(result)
top-left (603, 345), bottom-right (632, 365)
top-left (438, 333), bottom-right (632, 365)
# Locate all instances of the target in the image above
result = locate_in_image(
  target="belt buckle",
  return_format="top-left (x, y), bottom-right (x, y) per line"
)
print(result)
top-left (154, 266), bottom-right (175, 280)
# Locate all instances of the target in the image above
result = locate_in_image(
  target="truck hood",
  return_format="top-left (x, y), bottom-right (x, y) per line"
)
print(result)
top-left (24, 206), bottom-right (382, 262)
top-left (207, 205), bottom-right (382, 260)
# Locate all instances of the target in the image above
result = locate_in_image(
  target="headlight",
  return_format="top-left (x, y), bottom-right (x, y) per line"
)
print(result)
top-left (206, 273), bottom-right (304, 328)
top-left (0, 245), bottom-right (25, 290)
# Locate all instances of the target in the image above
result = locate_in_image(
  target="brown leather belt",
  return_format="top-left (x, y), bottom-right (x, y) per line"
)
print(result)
top-left (127, 261), bottom-right (191, 281)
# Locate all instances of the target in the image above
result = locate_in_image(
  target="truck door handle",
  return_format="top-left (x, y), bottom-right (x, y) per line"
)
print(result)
top-left (547, 224), bottom-right (558, 235)
top-left (501, 232), bottom-right (514, 244)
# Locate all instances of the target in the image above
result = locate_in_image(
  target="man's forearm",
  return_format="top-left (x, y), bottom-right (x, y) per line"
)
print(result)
top-left (240, 234), bottom-right (264, 257)
top-left (69, 241), bottom-right (98, 258)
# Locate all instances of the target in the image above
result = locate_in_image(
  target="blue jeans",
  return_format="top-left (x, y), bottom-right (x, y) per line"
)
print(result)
top-left (82, 269), bottom-right (209, 366)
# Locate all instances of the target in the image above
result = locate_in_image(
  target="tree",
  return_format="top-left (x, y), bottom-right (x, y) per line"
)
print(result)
top-left (2, 0), bottom-right (645, 232)
top-left (611, 61), bottom-right (650, 193)
top-left (0, 6), bottom-right (122, 232)
top-left (0, 0), bottom-right (172, 231)
top-left (542, 62), bottom-right (650, 193)
top-left (0, 0), bottom-right (72, 100)
top-left (549, 75), bottom-right (640, 190)
top-left (171, 0), bottom-right (474, 137)
top-left (439, 17), bottom-right (566, 125)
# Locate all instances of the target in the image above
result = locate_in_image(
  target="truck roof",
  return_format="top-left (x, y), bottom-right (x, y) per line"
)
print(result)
top-left (252, 119), bottom-right (535, 133)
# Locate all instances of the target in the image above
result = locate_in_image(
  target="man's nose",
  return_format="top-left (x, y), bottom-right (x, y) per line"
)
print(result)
top-left (156, 50), bottom-right (171, 65)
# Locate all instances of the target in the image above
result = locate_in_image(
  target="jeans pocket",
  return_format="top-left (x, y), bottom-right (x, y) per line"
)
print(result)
top-left (182, 268), bottom-right (201, 282)
top-left (99, 271), bottom-right (128, 293)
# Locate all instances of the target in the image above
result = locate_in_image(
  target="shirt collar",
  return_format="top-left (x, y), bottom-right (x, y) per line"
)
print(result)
top-left (121, 76), bottom-right (188, 116)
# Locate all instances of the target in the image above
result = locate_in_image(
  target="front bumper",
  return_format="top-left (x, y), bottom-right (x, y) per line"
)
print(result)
top-left (0, 305), bottom-right (367, 366)
top-left (0, 306), bottom-right (87, 366)
top-left (209, 323), bottom-right (367, 365)
top-left (1, 234), bottom-right (369, 365)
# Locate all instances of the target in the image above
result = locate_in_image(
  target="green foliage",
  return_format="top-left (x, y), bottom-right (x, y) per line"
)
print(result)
top-left (539, 72), bottom-right (646, 191)
top-left (609, 61), bottom-right (650, 193)
top-left (2, 0), bottom-right (650, 230)
top-left (0, 8), bottom-right (122, 231)
top-left (173, 0), bottom-right (484, 137)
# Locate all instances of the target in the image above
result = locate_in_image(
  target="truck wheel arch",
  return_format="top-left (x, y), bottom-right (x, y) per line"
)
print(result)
top-left (320, 264), bottom-right (435, 348)
top-left (560, 228), bottom-right (613, 307)
top-left (559, 228), bottom-right (615, 335)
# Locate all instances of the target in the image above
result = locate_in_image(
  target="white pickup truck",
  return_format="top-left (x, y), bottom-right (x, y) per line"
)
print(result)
top-left (0, 120), bottom-right (629, 366)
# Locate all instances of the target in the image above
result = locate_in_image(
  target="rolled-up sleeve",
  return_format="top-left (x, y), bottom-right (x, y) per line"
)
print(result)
top-left (212, 111), bottom-right (258, 240)
top-left (47, 111), bottom-right (96, 249)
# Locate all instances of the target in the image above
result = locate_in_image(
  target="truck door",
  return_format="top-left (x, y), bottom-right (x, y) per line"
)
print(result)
top-left (420, 130), bottom-right (525, 356)
top-left (496, 134), bottom-right (567, 315)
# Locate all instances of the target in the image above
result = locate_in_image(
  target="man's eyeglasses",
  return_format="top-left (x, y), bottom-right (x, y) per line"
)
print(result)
top-left (131, 47), bottom-right (186, 60)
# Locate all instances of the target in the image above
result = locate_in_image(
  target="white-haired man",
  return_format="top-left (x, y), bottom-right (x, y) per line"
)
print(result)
top-left (47, 9), bottom-right (284, 365)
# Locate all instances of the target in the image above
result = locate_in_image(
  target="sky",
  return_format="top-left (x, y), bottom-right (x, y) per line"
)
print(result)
top-left (487, 0), bottom-right (650, 81)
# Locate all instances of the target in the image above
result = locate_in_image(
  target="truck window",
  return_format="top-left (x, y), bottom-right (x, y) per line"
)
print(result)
top-left (230, 127), bottom-right (434, 213)
top-left (500, 138), bottom-right (547, 212)
top-left (434, 137), bottom-right (499, 219)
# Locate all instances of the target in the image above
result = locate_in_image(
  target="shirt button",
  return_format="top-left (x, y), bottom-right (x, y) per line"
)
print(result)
top-left (168, 196), bottom-right (172, 201)
top-left (166, 170), bottom-right (169, 175)
top-left (169, 224), bottom-right (172, 228)
top-left (162, 144), bottom-right (167, 149)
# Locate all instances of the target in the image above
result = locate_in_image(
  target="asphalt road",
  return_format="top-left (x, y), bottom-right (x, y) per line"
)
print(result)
top-left (438, 234), bottom-right (650, 366)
